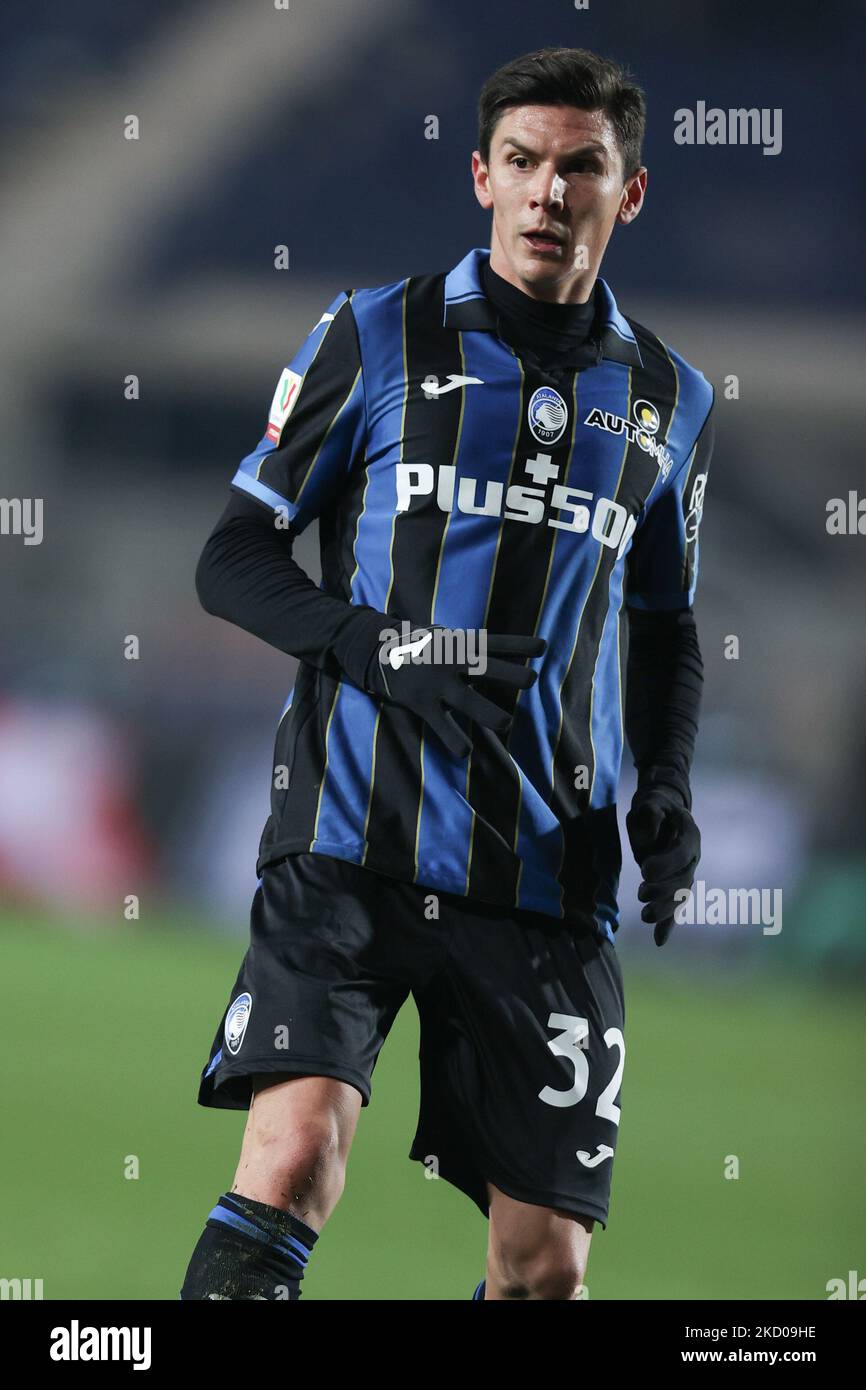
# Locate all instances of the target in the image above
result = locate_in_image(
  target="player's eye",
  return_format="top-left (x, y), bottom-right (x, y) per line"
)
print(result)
top-left (509, 155), bottom-right (532, 169)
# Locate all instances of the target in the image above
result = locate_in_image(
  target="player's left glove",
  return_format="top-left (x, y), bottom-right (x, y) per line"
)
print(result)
top-left (626, 786), bottom-right (701, 947)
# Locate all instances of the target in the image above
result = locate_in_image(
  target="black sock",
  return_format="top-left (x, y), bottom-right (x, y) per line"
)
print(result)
top-left (180, 1192), bottom-right (319, 1300)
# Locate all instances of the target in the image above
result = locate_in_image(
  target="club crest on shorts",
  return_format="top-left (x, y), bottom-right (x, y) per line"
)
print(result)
top-left (528, 385), bottom-right (568, 445)
top-left (224, 992), bottom-right (252, 1056)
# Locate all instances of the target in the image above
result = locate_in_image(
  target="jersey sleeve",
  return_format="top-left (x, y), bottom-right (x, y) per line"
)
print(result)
top-left (231, 292), bottom-right (366, 535)
top-left (625, 399), bottom-right (715, 611)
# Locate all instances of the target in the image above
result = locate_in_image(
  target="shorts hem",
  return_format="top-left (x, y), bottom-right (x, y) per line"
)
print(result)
top-left (407, 1146), bottom-right (609, 1230)
top-left (199, 1057), bottom-right (372, 1110)
top-left (480, 1168), bottom-right (610, 1231)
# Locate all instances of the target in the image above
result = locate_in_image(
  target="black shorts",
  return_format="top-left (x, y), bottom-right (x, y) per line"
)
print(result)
top-left (197, 852), bottom-right (626, 1228)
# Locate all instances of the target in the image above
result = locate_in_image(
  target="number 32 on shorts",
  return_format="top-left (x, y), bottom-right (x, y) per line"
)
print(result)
top-left (538, 1013), bottom-right (625, 1163)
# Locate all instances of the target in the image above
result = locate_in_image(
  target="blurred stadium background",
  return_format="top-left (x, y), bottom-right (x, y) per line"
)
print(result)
top-left (1, 0), bottom-right (864, 1299)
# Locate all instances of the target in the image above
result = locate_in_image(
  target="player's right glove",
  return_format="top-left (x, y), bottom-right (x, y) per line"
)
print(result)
top-left (362, 624), bottom-right (547, 759)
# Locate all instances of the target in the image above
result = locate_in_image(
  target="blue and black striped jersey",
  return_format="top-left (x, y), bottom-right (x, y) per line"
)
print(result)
top-left (231, 247), bottom-right (715, 943)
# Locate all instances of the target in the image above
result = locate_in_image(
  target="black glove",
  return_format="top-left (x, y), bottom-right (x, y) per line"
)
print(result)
top-left (363, 624), bottom-right (546, 758)
top-left (626, 786), bottom-right (701, 947)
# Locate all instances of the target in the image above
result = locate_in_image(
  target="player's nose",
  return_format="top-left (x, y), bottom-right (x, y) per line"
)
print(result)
top-left (530, 180), bottom-right (565, 214)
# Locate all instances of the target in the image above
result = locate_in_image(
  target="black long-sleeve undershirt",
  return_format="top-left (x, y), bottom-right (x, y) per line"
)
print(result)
top-left (195, 492), bottom-right (386, 695)
top-left (624, 606), bottom-right (703, 810)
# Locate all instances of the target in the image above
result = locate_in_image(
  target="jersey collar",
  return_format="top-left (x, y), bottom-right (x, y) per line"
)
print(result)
top-left (442, 246), bottom-right (643, 369)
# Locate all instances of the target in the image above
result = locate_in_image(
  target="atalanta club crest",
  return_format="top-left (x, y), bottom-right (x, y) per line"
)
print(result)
top-left (528, 386), bottom-right (568, 445)
top-left (224, 992), bottom-right (252, 1056)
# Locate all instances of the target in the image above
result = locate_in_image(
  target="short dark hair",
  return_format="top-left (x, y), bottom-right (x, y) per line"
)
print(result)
top-left (477, 46), bottom-right (646, 181)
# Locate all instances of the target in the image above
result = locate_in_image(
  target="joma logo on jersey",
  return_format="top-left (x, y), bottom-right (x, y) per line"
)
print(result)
top-left (396, 453), bottom-right (637, 557)
top-left (584, 399), bottom-right (674, 480)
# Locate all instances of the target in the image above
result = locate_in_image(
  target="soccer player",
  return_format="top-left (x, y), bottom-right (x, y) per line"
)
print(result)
top-left (181, 45), bottom-right (713, 1301)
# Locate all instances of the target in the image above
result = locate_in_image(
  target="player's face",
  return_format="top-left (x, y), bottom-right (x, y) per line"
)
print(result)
top-left (472, 104), bottom-right (647, 302)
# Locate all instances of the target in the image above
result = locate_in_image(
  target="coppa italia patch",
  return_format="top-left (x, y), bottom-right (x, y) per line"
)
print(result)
top-left (266, 368), bottom-right (302, 443)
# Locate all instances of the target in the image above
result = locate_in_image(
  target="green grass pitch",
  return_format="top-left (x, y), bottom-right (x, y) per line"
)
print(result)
top-left (3, 913), bottom-right (863, 1300)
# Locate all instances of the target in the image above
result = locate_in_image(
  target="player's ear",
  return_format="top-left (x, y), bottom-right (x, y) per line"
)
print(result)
top-left (617, 167), bottom-right (647, 225)
top-left (472, 150), bottom-right (493, 210)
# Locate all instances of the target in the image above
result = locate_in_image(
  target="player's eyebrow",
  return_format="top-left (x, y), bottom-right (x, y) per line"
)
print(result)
top-left (500, 136), bottom-right (608, 162)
